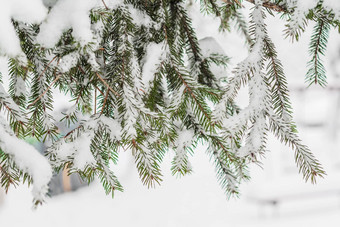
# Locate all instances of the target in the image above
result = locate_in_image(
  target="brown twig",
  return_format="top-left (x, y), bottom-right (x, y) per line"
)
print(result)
top-left (64, 125), bottom-right (83, 139)
top-left (77, 66), bottom-right (119, 97)
top-left (75, 87), bottom-right (85, 105)
top-left (101, 0), bottom-right (109, 10)
top-left (95, 72), bottom-right (120, 97)
top-left (100, 88), bottom-right (110, 115)
top-left (94, 85), bottom-right (105, 97)
top-left (94, 88), bottom-right (97, 114)
top-left (38, 56), bottom-right (58, 79)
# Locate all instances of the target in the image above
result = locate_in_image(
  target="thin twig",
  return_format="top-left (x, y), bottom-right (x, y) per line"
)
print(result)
top-left (38, 56), bottom-right (58, 79)
top-left (95, 72), bottom-right (120, 97)
top-left (64, 125), bottom-right (83, 139)
top-left (27, 74), bottom-right (62, 109)
top-left (75, 87), bottom-right (85, 105)
top-left (100, 88), bottom-right (110, 115)
top-left (94, 88), bottom-right (97, 115)
top-left (94, 85), bottom-right (105, 97)
top-left (101, 0), bottom-right (109, 9)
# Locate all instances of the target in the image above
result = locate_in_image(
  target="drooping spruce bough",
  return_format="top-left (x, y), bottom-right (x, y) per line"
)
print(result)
top-left (0, 0), bottom-right (338, 206)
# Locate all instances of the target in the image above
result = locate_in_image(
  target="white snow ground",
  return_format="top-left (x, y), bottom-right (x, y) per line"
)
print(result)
top-left (1, 2), bottom-right (340, 227)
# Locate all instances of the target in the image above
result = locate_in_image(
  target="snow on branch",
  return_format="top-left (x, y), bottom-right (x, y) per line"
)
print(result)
top-left (0, 116), bottom-right (52, 207)
top-left (0, 0), bottom-right (336, 203)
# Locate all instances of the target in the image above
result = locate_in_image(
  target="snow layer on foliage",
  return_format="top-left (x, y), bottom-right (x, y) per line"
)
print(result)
top-left (55, 115), bottom-right (121, 170)
top-left (13, 76), bottom-right (26, 97)
top-left (323, 0), bottom-right (340, 20)
top-left (0, 0), bottom-right (47, 57)
top-left (36, 0), bottom-right (100, 48)
top-left (100, 115), bottom-right (122, 141)
top-left (104, 0), bottom-right (125, 9)
top-left (285, 0), bottom-right (318, 38)
top-left (285, 0), bottom-right (318, 10)
top-left (0, 84), bottom-right (26, 123)
top-left (0, 0), bottom-right (128, 56)
top-left (295, 0), bottom-right (318, 11)
top-left (199, 37), bottom-right (225, 57)
top-left (43, 0), bottom-right (59, 7)
top-left (177, 128), bottom-right (195, 149)
top-left (122, 85), bottom-right (138, 138)
top-left (59, 52), bottom-right (79, 73)
top-left (142, 42), bottom-right (167, 92)
top-left (199, 37), bottom-right (227, 81)
top-left (72, 131), bottom-right (96, 170)
top-left (57, 127), bottom-right (96, 170)
top-left (37, 0), bottom-right (128, 49)
top-left (171, 125), bottom-right (194, 172)
top-left (0, 117), bottom-right (52, 203)
top-left (214, 6), bottom-right (266, 123)
top-left (221, 4), bottom-right (268, 138)
top-left (127, 5), bottom-right (153, 27)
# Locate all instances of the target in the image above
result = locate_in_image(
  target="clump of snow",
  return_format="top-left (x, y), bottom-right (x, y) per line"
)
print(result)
top-left (14, 76), bottom-right (26, 97)
top-left (0, 0), bottom-right (47, 57)
top-left (199, 37), bottom-right (225, 57)
top-left (285, 0), bottom-right (319, 39)
top-left (104, 0), bottom-right (125, 9)
top-left (54, 115), bottom-right (122, 171)
top-left (142, 42), bottom-right (167, 92)
top-left (36, 0), bottom-right (99, 48)
top-left (127, 4), bottom-right (153, 27)
top-left (0, 116), bottom-right (52, 203)
top-left (59, 52), bottom-right (79, 73)
top-left (99, 115), bottom-right (122, 141)
top-left (123, 85), bottom-right (138, 138)
top-left (296, 0), bottom-right (318, 11)
top-left (177, 128), bottom-right (195, 149)
top-left (170, 84), bottom-right (186, 111)
top-left (88, 52), bottom-right (100, 71)
top-left (43, 0), bottom-right (58, 7)
top-left (199, 37), bottom-right (227, 81)
top-left (72, 131), bottom-right (96, 170)
top-left (323, 0), bottom-right (340, 20)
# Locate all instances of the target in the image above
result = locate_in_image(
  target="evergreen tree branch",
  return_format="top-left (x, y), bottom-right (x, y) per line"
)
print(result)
top-left (306, 17), bottom-right (330, 87)
top-left (27, 74), bottom-right (62, 109)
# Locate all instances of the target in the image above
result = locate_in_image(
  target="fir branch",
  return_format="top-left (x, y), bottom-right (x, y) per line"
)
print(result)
top-left (267, 112), bottom-right (325, 183)
top-left (27, 74), bottom-right (62, 109)
top-left (0, 0), bottom-right (334, 205)
top-left (0, 158), bottom-right (18, 193)
top-left (306, 17), bottom-right (330, 87)
top-left (264, 38), bottom-right (293, 118)
top-left (233, 10), bottom-right (253, 46)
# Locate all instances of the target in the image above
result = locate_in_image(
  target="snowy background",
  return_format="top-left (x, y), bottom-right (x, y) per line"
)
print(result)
top-left (1, 2), bottom-right (340, 227)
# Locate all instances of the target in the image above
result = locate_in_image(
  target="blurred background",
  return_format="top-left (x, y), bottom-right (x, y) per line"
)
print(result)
top-left (1, 2), bottom-right (340, 227)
